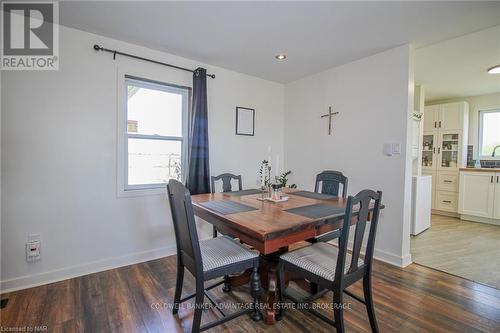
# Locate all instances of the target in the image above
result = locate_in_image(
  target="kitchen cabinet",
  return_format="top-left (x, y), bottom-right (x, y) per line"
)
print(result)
top-left (422, 132), bottom-right (437, 171)
top-left (458, 171), bottom-right (495, 218)
top-left (494, 174), bottom-right (500, 220)
top-left (438, 102), bottom-right (466, 131)
top-left (437, 131), bottom-right (462, 171)
top-left (423, 102), bottom-right (468, 215)
top-left (436, 191), bottom-right (458, 212)
top-left (423, 105), bottom-right (439, 132)
top-left (437, 172), bottom-right (459, 192)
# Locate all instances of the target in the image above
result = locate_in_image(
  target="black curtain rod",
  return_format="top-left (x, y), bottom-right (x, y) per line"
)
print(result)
top-left (93, 44), bottom-right (216, 79)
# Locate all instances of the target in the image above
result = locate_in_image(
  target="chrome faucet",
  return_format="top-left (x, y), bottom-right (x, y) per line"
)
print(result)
top-left (492, 145), bottom-right (500, 157)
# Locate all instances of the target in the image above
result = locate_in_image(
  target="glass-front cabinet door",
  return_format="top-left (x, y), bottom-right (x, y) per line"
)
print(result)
top-left (438, 131), bottom-right (461, 170)
top-left (422, 132), bottom-right (437, 170)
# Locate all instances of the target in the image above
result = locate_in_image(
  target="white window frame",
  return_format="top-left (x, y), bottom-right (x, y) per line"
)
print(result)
top-left (117, 74), bottom-right (190, 197)
top-left (478, 106), bottom-right (500, 160)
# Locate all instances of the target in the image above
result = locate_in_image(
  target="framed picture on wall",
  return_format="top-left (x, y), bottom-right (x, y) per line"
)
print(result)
top-left (235, 106), bottom-right (255, 136)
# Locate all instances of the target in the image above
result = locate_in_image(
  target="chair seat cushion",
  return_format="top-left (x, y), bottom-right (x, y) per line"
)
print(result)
top-left (280, 242), bottom-right (363, 281)
top-left (200, 236), bottom-right (259, 273)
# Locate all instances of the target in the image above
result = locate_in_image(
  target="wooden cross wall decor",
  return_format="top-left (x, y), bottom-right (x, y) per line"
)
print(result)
top-left (321, 106), bottom-right (339, 135)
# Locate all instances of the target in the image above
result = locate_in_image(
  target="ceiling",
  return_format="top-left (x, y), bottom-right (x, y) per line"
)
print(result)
top-left (60, 1), bottom-right (500, 83)
top-left (416, 25), bottom-right (500, 101)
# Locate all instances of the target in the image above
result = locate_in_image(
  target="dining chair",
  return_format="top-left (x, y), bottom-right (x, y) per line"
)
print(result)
top-left (315, 170), bottom-right (348, 197)
top-left (311, 171), bottom-right (349, 243)
top-left (167, 179), bottom-right (262, 333)
top-left (211, 173), bottom-right (244, 293)
top-left (210, 173), bottom-right (243, 238)
top-left (277, 189), bottom-right (383, 333)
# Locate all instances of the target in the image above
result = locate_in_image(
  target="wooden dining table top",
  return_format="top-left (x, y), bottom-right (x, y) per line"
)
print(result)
top-left (191, 188), bottom-right (382, 255)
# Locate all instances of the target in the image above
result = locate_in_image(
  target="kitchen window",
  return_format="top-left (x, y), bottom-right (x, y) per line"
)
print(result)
top-left (478, 108), bottom-right (500, 159)
top-left (124, 76), bottom-right (189, 191)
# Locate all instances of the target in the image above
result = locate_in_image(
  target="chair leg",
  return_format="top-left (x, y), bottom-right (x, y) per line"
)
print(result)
top-left (363, 274), bottom-right (379, 333)
top-left (276, 262), bottom-right (285, 321)
top-left (250, 266), bottom-right (262, 321)
top-left (333, 293), bottom-right (345, 333)
top-left (213, 226), bottom-right (218, 238)
top-left (222, 275), bottom-right (232, 292)
top-left (173, 262), bottom-right (184, 315)
top-left (309, 282), bottom-right (318, 294)
top-left (192, 280), bottom-right (204, 333)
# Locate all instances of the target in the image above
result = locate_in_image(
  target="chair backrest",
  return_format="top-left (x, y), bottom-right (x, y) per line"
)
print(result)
top-left (314, 171), bottom-right (348, 197)
top-left (167, 179), bottom-right (203, 275)
top-left (211, 173), bottom-right (243, 193)
top-left (335, 189), bottom-right (382, 285)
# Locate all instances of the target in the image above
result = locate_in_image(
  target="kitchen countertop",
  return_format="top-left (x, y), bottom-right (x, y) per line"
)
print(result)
top-left (460, 167), bottom-right (500, 172)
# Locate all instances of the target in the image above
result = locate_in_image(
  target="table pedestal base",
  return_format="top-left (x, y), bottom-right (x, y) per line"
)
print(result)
top-left (226, 248), bottom-right (301, 325)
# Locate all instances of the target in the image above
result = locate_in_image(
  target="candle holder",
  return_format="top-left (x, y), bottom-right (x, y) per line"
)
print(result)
top-left (261, 185), bottom-right (269, 200)
top-left (270, 183), bottom-right (283, 201)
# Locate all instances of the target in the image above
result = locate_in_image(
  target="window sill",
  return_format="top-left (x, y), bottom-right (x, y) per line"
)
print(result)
top-left (478, 156), bottom-right (500, 161)
top-left (117, 186), bottom-right (167, 198)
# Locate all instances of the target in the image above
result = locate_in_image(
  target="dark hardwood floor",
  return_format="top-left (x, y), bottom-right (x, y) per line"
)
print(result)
top-left (1, 255), bottom-right (500, 332)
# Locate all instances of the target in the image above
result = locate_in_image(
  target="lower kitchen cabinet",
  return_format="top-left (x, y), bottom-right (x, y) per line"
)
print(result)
top-left (495, 174), bottom-right (500, 219)
top-left (458, 171), bottom-right (497, 219)
top-left (436, 191), bottom-right (458, 212)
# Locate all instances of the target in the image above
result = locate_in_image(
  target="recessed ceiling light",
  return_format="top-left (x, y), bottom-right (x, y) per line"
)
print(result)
top-left (275, 54), bottom-right (287, 60)
top-left (487, 65), bottom-right (500, 74)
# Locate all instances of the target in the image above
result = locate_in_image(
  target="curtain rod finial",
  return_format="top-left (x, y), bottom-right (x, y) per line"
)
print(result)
top-left (93, 44), bottom-right (102, 51)
top-left (209, 74), bottom-right (216, 79)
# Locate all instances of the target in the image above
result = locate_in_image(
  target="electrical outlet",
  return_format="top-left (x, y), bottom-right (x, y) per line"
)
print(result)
top-left (26, 234), bottom-right (41, 262)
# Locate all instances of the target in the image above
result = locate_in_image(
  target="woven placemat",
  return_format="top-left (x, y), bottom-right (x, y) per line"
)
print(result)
top-left (285, 203), bottom-right (344, 219)
top-left (225, 189), bottom-right (262, 196)
top-left (290, 190), bottom-right (336, 200)
top-left (199, 200), bottom-right (258, 215)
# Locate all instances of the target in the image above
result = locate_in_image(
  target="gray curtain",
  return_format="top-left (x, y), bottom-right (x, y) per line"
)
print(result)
top-left (186, 68), bottom-right (210, 194)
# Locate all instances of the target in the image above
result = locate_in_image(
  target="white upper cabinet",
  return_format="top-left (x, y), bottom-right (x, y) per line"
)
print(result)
top-left (459, 172), bottom-right (495, 218)
top-left (422, 102), bottom-right (469, 171)
top-left (437, 130), bottom-right (462, 171)
top-left (439, 102), bottom-right (465, 131)
top-left (422, 132), bottom-right (438, 171)
top-left (424, 102), bottom-right (467, 132)
top-left (423, 105), bottom-right (439, 131)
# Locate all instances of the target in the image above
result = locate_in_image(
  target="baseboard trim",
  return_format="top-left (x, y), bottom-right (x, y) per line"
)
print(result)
top-left (0, 245), bottom-right (177, 293)
top-left (2, 239), bottom-right (412, 293)
top-left (374, 248), bottom-right (412, 267)
top-left (344, 240), bottom-right (412, 268)
top-left (431, 209), bottom-right (459, 218)
top-left (460, 214), bottom-right (500, 226)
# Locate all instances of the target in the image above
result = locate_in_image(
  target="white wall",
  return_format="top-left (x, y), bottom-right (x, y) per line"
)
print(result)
top-left (284, 45), bottom-right (414, 266)
top-left (1, 26), bottom-right (284, 291)
top-left (427, 92), bottom-right (500, 159)
top-left (2, 25), bottom-right (415, 291)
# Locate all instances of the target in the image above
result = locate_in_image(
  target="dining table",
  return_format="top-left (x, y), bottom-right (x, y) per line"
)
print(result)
top-left (191, 187), bottom-right (382, 324)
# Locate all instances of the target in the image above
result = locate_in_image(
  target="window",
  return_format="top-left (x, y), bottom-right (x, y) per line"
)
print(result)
top-left (479, 108), bottom-right (500, 159)
top-left (124, 76), bottom-right (189, 190)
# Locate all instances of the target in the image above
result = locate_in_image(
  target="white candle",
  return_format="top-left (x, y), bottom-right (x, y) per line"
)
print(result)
top-left (261, 166), bottom-right (265, 187)
top-left (275, 154), bottom-right (280, 178)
